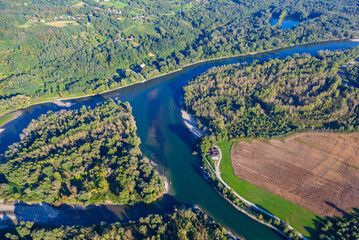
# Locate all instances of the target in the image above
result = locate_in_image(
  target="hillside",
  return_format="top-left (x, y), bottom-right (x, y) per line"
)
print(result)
top-left (1, 0), bottom-right (359, 115)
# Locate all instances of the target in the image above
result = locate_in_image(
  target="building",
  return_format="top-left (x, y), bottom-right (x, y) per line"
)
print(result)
top-left (209, 147), bottom-right (220, 161)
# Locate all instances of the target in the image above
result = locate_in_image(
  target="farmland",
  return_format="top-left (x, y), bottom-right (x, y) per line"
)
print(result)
top-left (231, 133), bottom-right (359, 217)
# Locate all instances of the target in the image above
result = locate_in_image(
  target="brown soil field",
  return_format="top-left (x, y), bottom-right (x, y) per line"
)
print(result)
top-left (45, 21), bottom-right (79, 27)
top-left (231, 132), bottom-right (359, 217)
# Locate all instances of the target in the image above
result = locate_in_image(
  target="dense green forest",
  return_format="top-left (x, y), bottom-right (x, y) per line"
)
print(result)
top-left (316, 210), bottom-right (359, 240)
top-left (184, 47), bottom-right (359, 147)
top-left (345, 63), bottom-right (359, 87)
top-left (1, 208), bottom-right (231, 240)
top-left (0, 100), bottom-right (163, 205)
top-left (1, 0), bottom-right (359, 115)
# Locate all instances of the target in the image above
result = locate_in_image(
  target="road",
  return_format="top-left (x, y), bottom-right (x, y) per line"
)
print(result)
top-left (212, 145), bottom-right (308, 240)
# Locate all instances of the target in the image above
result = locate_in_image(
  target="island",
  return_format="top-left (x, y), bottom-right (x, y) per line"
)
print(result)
top-left (0, 100), bottom-right (164, 205)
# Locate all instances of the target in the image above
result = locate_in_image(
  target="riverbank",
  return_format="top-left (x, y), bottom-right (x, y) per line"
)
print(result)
top-left (53, 99), bottom-right (72, 107)
top-left (0, 38), bottom-right (357, 121)
top-left (180, 109), bottom-right (204, 138)
top-left (178, 110), bottom-right (305, 240)
top-left (202, 156), bottom-right (291, 238)
top-left (0, 111), bottom-right (22, 129)
top-left (1, 39), bottom-right (359, 240)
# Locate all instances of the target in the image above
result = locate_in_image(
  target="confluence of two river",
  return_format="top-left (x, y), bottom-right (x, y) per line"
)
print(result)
top-left (1, 40), bottom-right (359, 240)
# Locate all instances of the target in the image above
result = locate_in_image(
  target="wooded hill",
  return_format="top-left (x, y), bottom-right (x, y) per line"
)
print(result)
top-left (184, 47), bottom-right (359, 143)
top-left (1, 0), bottom-right (359, 115)
top-left (0, 100), bottom-right (163, 205)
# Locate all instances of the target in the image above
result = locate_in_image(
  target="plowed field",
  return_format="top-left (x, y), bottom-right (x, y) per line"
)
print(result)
top-left (231, 133), bottom-right (359, 216)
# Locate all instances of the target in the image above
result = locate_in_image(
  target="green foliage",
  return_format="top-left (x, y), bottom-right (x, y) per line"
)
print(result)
top-left (0, 208), bottom-right (231, 240)
top-left (0, 100), bottom-right (163, 205)
top-left (345, 63), bottom-right (359, 87)
top-left (316, 210), bottom-right (359, 240)
top-left (184, 47), bottom-right (359, 143)
top-left (1, 0), bottom-right (359, 115)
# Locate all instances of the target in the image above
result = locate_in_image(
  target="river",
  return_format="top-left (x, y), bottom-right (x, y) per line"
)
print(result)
top-left (1, 40), bottom-right (359, 239)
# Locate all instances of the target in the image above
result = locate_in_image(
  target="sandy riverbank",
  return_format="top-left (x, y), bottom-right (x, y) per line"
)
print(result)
top-left (180, 109), bottom-right (204, 138)
top-left (53, 99), bottom-right (73, 107)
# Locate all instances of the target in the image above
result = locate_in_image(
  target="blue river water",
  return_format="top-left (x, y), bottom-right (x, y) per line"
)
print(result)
top-left (1, 39), bottom-right (359, 239)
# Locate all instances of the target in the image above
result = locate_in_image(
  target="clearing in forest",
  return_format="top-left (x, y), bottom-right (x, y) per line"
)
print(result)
top-left (45, 21), bottom-right (79, 27)
top-left (231, 132), bottom-right (359, 217)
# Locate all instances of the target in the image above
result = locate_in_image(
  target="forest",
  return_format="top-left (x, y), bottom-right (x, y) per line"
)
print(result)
top-left (345, 63), bottom-right (359, 87)
top-left (184, 47), bottom-right (359, 147)
top-left (1, 208), bottom-right (231, 240)
top-left (1, 0), bottom-right (359, 115)
top-left (0, 100), bottom-right (164, 205)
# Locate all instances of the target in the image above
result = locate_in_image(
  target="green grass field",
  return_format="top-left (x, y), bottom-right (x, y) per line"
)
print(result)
top-left (0, 112), bottom-right (18, 127)
top-left (103, 0), bottom-right (128, 9)
top-left (127, 23), bottom-right (157, 35)
top-left (217, 141), bottom-right (321, 238)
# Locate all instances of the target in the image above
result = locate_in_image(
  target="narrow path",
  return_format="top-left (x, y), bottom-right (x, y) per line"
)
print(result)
top-left (213, 145), bottom-right (308, 240)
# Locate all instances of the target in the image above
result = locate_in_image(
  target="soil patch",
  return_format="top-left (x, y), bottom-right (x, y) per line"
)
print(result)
top-left (45, 21), bottom-right (79, 27)
top-left (231, 132), bottom-right (359, 217)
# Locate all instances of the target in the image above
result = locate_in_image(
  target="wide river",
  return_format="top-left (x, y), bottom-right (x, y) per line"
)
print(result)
top-left (1, 40), bottom-right (359, 239)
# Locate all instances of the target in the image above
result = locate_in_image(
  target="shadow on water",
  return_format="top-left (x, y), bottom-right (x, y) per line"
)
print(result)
top-left (11, 194), bottom-right (179, 226)
top-left (0, 212), bottom-right (15, 229)
top-left (167, 123), bottom-right (196, 149)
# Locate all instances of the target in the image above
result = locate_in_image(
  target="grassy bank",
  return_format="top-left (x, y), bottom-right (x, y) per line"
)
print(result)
top-left (0, 112), bottom-right (19, 127)
top-left (217, 141), bottom-right (320, 238)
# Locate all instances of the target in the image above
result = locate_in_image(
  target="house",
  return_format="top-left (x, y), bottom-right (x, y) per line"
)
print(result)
top-left (209, 147), bottom-right (220, 161)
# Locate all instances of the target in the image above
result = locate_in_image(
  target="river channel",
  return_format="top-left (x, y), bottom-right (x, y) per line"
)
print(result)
top-left (1, 40), bottom-right (359, 239)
